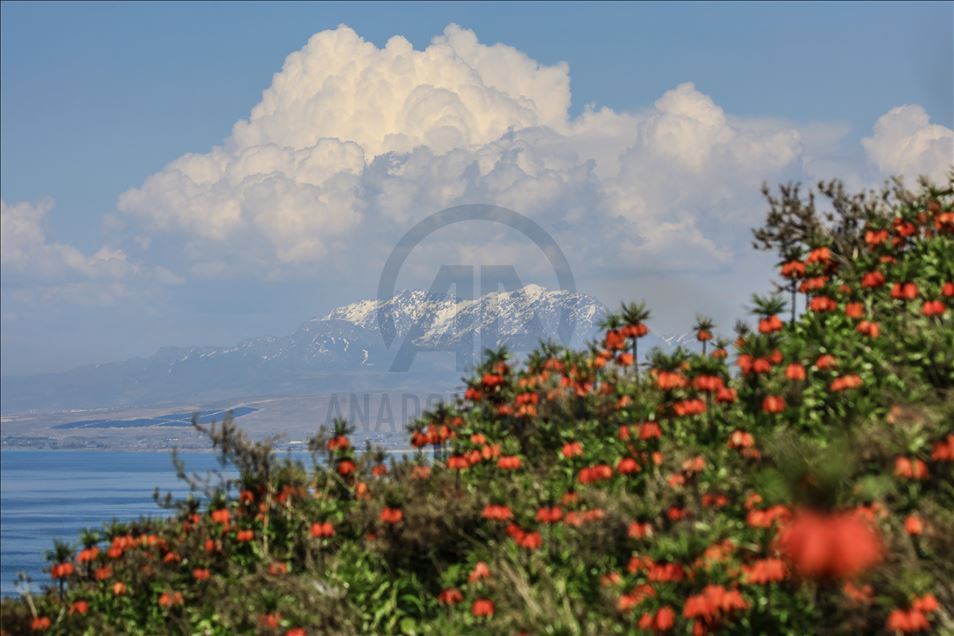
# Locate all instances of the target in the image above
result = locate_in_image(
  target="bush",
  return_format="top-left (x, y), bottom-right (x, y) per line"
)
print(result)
top-left (3, 176), bottom-right (953, 635)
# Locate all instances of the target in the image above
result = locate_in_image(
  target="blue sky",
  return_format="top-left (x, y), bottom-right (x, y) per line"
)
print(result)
top-left (1, 1), bottom-right (952, 376)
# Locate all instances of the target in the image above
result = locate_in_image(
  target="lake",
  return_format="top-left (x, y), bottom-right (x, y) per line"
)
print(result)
top-left (1, 450), bottom-right (255, 597)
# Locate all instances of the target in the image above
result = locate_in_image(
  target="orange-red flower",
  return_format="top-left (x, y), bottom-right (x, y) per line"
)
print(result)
top-left (809, 296), bottom-right (837, 312)
top-left (192, 567), bottom-right (211, 581)
top-left (931, 434), bottom-right (954, 461)
top-left (845, 302), bottom-right (865, 319)
top-left (830, 374), bottom-right (863, 392)
top-left (30, 617), bottom-right (52, 632)
top-left (891, 282), bottom-right (919, 300)
top-left (468, 561), bottom-right (491, 582)
top-left (886, 608), bottom-right (931, 633)
top-left (742, 558), bottom-right (787, 584)
top-left (471, 598), bottom-right (494, 617)
top-left (496, 455), bottom-right (522, 470)
top-left (758, 314), bottom-right (784, 334)
top-left (762, 395), bottom-right (786, 414)
top-left (70, 599), bottom-right (89, 615)
top-left (776, 509), bottom-right (883, 579)
top-left (785, 363), bottom-right (806, 381)
top-left (780, 260), bottom-right (806, 278)
top-left (578, 464), bottom-right (613, 485)
top-left (860, 271), bottom-right (885, 288)
top-left (904, 514), bottom-right (924, 536)
top-left (158, 591), bottom-right (184, 608)
top-left (380, 507), bottom-right (403, 524)
top-left (482, 504), bottom-right (514, 522)
top-left (921, 299), bottom-right (946, 316)
top-left (856, 320), bottom-right (880, 338)
top-left (655, 370), bottom-right (688, 390)
top-left (438, 587), bottom-right (463, 605)
top-left (617, 457), bottom-right (641, 474)
top-left (536, 506), bottom-right (564, 524)
top-left (894, 457), bottom-right (929, 480)
top-left (236, 529), bottom-right (254, 542)
top-left (561, 441), bottom-right (583, 458)
top-left (683, 585), bottom-right (748, 623)
top-left (51, 562), bottom-right (75, 579)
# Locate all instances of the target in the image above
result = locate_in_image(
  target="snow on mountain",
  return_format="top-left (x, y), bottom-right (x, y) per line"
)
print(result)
top-left (1, 286), bottom-right (608, 413)
top-left (323, 284), bottom-right (606, 349)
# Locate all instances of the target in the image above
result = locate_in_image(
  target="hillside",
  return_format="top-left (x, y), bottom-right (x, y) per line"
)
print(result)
top-left (2, 176), bottom-right (952, 635)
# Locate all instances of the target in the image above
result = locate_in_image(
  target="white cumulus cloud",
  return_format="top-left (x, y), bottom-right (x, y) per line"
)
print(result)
top-left (862, 105), bottom-right (953, 182)
top-left (1, 198), bottom-right (132, 281)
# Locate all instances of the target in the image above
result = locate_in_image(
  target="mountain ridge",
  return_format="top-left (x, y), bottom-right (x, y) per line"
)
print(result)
top-left (1, 286), bottom-right (609, 414)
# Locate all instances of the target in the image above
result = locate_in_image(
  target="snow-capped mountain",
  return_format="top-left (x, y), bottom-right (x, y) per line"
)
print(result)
top-left (2, 286), bottom-right (607, 413)
top-left (324, 284), bottom-right (604, 350)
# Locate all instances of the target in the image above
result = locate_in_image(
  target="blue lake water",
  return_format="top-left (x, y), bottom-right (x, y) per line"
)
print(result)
top-left (0, 450), bottom-right (250, 597)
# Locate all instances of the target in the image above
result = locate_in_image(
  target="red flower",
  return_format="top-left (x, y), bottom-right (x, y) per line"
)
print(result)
top-left (655, 370), bottom-right (688, 390)
top-left (655, 606), bottom-right (676, 631)
top-left (742, 558), bottom-right (787, 584)
top-left (77, 546), bottom-right (100, 563)
top-left (860, 271), bottom-right (885, 288)
top-left (886, 609), bottom-right (931, 633)
top-left (236, 529), bottom-right (254, 542)
top-left (683, 585), bottom-right (748, 623)
top-left (482, 504), bottom-right (514, 522)
top-left (337, 460), bottom-right (356, 476)
top-left (845, 302), bottom-right (864, 319)
top-left (158, 591), bottom-right (184, 608)
top-left (806, 246), bottom-right (831, 264)
top-left (617, 457), bottom-right (641, 474)
top-left (931, 434), bottom-right (954, 461)
top-left (516, 531), bottom-right (542, 550)
top-left (904, 514), bottom-right (924, 536)
top-left (943, 282), bottom-right (954, 297)
top-left (31, 617), bottom-right (52, 632)
top-left (785, 363), bottom-right (806, 381)
top-left (830, 374), bottom-right (863, 392)
top-left (561, 441), bottom-right (583, 458)
top-left (496, 455), bottom-right (522, 470)
top-left (468, 561), bottom-right (491, 582)
top-left (894, 457), bottom-right (929, 480)
top-left (578, 464), bottom-right (613, 485)
top-left (438, 587), bottom-right (463, 605)
top-left (286, 629), bottom-right (306, 636)
top-left (70, 600), bottom-right (89, 615)
top-left (51, 562), bottom-right (75, 579)
top-left (628, 521), bottom-right (653, 539)
top-left (776, 509), bottom-right (883, 579)
top-left (815, 354), bottom-right (837, 370)
top-left (639, 422), bottom-right (662, 440)
top-left (536, 506), bottom-right (564, 524)
top-left (809, 296), bottom-right (837, 312)
top-left (758, 314), bottom-right (784, 334)
top-left (856, 320), bottom-right (880, 338)
top-left (891, 282), bottom-right (919, 300)
top-left (380, 507), bottom-right (403, 524)
top-left (471, 598), bottom-right (494, 617)
top-left (762, 396), bottom-right (785, 414)
top-left (211, 508), bottom-right (231, 528)
top-left (310, 521), bottom-right (335, 538)
top-left (715, 387), bottom-right (737, 404)
top-left (447, 455), bottom-right (469, 470)
top-left (193, 568), bottom-right (211, 581)
top-left (921, 299), bottom-right (946, 316)
top-left (780, 260), bottom-right (806, 278)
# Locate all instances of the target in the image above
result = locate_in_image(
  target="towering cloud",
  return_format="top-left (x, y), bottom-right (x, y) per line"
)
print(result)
top-left (117, 25), bottom-right (821, 275)
top-left (862, 105), bottom-right (953, 183)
